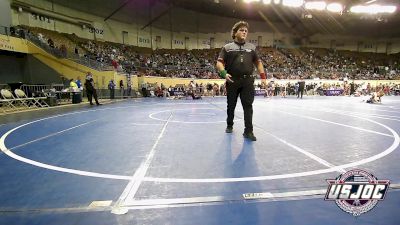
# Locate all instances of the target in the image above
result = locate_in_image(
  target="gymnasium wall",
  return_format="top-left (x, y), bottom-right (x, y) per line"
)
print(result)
top-left (0, 35), bottom-right (28, 53)
top-left (303, 34), bottom-right (400, 54)
top-left (0, 51), bottom-right (61, 84)
top-left (0, 34), bottom-right (61, 84)
top-left (390, 41), bottom-right (400, 54)
top-left (0, 33), bottom-right (126, 86)
top-left (0, 1), bottom-right (351, 50)
top-left (0, 0), bottom-right (12, 28)
top-left (0, 51), bottom-right (24, 83)
top-left (2, 0), bottom-right (398, 88)
top-left (10, 0), bottom-right (400, 53)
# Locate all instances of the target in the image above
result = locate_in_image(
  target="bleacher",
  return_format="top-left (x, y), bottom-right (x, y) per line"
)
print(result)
top-left (8, 25), bottom-right (400, 81)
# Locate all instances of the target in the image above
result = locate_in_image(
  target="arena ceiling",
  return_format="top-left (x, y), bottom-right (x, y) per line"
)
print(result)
top-left (50, 0), bottom-right (400, 38)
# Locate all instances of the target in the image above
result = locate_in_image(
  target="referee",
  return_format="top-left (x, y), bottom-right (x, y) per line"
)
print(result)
top-left (216, 21), bottom-right (266, 141)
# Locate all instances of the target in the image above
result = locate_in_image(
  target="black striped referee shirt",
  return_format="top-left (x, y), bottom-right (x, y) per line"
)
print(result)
top-left (218, 41), bottom-right (261, 78)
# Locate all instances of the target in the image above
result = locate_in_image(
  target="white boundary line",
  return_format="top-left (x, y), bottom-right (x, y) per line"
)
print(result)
top-left (254, 125), bottom-right (346, 173)
top-left (131, 123), bottom-right (164, 126)
top-left (276, 110), bottom-right (393, 137)
top-left (293, 98), bottom-right (400, 110)
top-left (9, 120), bottom-right (98, 150)
top-left (0, 101), bottom-right (398, 183)
top-left (143, 110), bottom-right (399, 183)
top-left (149, 108), bottom-right (242, 124)
top-left (0, 106), bottom-right (146, 180)
top-left (286, 104), bottom-right (400, 119)
top-left (112, 112), bottom-right (173, 214)
top-left (2, 143), bottom-right (131, 180)
top-left (205, 98), bottom-right (346, 173)
top-left (279, 98), bottom-right (397, 110)
top-left (318, 107), bottom-right (400, 119)
top-left (279, 104), bottom-right (400, 122)
top-left (340, 106), bottom-right (400, 114)
top-left (329, 110), bottom-right (400, 121)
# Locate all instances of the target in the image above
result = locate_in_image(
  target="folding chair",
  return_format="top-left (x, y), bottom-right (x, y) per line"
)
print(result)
top-left (0, 89), bottom-right (19, 111)
top-left (30, 89), bottom-right (50, 107)
top-left (0, 99), bottom-right (13, 113)
top-left (14, 89), bottom-right (37, 108)
top-left (14, 89), bottom-right (49, 108)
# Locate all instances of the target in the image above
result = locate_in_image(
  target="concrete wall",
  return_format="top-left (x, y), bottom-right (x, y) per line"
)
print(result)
top-left (0, 0), bottom-right (12, 28)
top-left (9, 0), bottom-right (400, 53)
top-left (0, 52), bottom-right (60, 84)
top-left (10, 0), bottom-right (296, 49)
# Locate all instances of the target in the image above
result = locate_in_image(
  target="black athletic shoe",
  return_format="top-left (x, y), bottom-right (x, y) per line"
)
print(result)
top-left (96, 103), bottom-right (102, 106)
top-left (243, 132), bottom-right (257, 141)
top-left (225, 126), bottom-right (233, 133)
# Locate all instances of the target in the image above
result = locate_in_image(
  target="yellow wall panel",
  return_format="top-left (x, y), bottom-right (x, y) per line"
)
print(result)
top-left (0, 34), bottom-right (29, 53)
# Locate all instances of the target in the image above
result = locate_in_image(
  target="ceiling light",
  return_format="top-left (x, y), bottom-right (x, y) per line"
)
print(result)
top-left (326, 3), bottom-right (343, 13)
top-left (243, 0), bottom-right (260, 3)
top-left (305, 1), bottom-right (326, 10)
top-left (380, 5), bottom-right (396, 13)
top-left (282, 0), bottom-right (303, 7)
top-left (350, 5), bottom-right (397, 14)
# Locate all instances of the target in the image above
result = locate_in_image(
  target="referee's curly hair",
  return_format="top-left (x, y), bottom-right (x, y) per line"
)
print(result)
top-left (231, 21), bottom-right (249, 39)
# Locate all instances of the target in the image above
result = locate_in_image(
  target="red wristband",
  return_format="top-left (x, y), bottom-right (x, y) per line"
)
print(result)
top-left (260, 72), bottom-right (266, 79)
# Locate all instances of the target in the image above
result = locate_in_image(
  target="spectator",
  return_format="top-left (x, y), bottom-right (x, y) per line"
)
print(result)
top-left (108, 79), bottom-right (116, 99)
top-left (119, 80), bottom-right (124, 97)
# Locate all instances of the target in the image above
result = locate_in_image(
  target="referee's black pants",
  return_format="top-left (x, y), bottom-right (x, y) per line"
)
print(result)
top-left (87, 89), bottom-right (100, 105)
top-left (297, 88), bottom-right (304, 98)
top-left (226, 78), bottom-right (255, 133)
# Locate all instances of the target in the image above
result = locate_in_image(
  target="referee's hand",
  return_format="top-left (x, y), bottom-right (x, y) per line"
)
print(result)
top-left (226, 74), bottom-right (234, 83)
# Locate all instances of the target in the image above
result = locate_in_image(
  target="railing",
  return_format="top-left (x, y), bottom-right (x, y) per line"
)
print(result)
top-left (23, 30), bottom-right (110, 71)
top-left (20, 84), bottom-right (65, 97)
top-left (51, 84), bottom-right (65, 92)
top-left (25, 32), bottom-right (66, 58)
top-left (95, 88), bottom-right (138, 99)
top-left (19, 84), bottom-right (140, 100)
top-left (0, 84), bottom-right (10, 90)
top-left (66, 53), bottom-right (112, 71)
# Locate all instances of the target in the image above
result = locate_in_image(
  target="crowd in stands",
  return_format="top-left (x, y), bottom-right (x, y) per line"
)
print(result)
top-left (10, 26), bottom-right (400, 81)
top-left (271, 48), bottom-right (400, 80)
top-left (137, 80), bottom-right (400, 99)
top-left (256, 80), bottom-right (400, 97)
